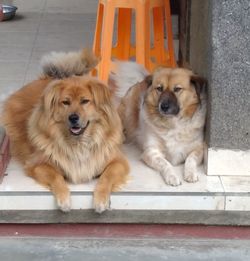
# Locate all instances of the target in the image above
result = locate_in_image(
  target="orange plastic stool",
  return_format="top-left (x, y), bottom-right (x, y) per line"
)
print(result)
top-left (93, 0), bottom-right (176, 82)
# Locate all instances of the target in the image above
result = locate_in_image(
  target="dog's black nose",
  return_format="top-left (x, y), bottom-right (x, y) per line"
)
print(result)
top-left (159, 101), bottom-right (179, 115)
top-left (68, 113), bottom-right (79, 124)
top-left (159, 91), bottom-right (179, 116)
top-left (160, 102), bottom-right (170, 112)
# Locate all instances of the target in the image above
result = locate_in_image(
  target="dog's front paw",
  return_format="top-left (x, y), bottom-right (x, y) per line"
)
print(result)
top-left (93, 189), bottom-right (111, 214)
top-left (164, 174), bottom-right (181, 186)
top-left (184, 169), bottom-right (199, 183)
top-left (161, 170), bottom-right (181, 186)
top-left (56, 191), bottom-right (71, 212)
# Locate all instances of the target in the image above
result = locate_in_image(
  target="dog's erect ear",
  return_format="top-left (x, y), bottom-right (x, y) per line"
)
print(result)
top-left (88, 80), bottom-right (112, 107)
top-left (144, 75), bottom-right (153, 88)
top-left (190, 75), bottom-right (207, 100)
top-left (43, 80), bottom-right (63, 114)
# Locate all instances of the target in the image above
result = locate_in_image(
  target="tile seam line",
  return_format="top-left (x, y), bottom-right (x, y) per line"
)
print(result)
top-left (219, 176), bottom-right (227, 210)
top-left (22, 0), bottom-right (48, 86)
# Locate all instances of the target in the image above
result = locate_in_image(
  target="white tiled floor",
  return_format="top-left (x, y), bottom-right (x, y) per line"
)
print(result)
top-left (0, 144), bottom-right (226, 211)
top-left (0, 0), bottom-right (249, 213)
top-left (1, 143), bottom-right (248, 212)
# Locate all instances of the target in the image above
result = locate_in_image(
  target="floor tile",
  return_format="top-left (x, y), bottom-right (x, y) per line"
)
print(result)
top-left (23, 67), bottom-right (41, 84)
top-left (44, 0), bottom-right (98, 14)
top-left (0, 61), bottom-right (28, 80)
top-left (12, 0), bottom-right (46, 13)
top-left (0, 32), bottom-right (36, 46)
top-left (226, 196), bottom-right (250, 211)
top-left (0, 44), bottom-right (33, 61)
top-left (0, 12), bottom-right (41, 32)
top-left (38, 13), bottom-right (96, 33)
top-left (0, 79), bottom-right (22, 94)
top-left (220, 176), bottom-right (250, 193)
top-left (34, 31), bottom-right (94, 51)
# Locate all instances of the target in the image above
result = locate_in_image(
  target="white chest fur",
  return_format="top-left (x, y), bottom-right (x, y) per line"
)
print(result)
top-left (137, 108), bottom-right (205, 166)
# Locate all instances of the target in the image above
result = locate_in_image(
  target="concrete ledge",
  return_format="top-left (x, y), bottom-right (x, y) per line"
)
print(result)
top-left (1, 210), bottom-right (250, 226)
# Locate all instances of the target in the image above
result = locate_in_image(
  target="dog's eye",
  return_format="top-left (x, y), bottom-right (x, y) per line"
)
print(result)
top-left (80, 99), bottom-right (90, 105)
top-left (62, 100), bottom-right (71, 106)
top-left (173, 86), bottom-right (182, 93)
top-left (156, 85), bottom-right (164, 92)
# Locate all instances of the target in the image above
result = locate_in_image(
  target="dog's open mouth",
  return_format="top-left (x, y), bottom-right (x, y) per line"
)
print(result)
top-left (70, 121), bottom-right (89, 136)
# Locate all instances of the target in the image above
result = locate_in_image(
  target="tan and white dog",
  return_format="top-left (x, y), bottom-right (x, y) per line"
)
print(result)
top-left (111, 62), bottom-right (207, 186)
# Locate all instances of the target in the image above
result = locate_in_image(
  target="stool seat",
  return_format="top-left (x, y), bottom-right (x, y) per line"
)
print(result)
top-left (93, 0), bottom-right (176, 82)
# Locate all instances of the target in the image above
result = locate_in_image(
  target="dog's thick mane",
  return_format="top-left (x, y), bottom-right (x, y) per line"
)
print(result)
top-left (27, 103), bottom-right (122, 183)
top-left (25, 76), bottom-right (123, 183)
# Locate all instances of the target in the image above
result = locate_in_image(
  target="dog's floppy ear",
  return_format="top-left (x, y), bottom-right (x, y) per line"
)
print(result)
top-left (144, 75), bottom-right (153, 88)
top-left (139, 75), bottom-right (152, 92)
top-left (43, 80), bottom-right (63, 114)
top-left (88, 79), bottom-right (119, 126)
top-left (190, 75), bottom-right (207, 100)
top-left (88, 80), bottom-right (112, 107)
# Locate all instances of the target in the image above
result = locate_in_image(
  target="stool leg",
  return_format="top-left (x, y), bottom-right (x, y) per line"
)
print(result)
top-left (164, 0), bottom-right (176, 67)
top-left (153, 7), bottom-right (167, 66)
top-left (99, 2), bottom-right (116, 82)
top-left (93, 3), bottom-right (104, 58)
top-left (135, 1), bottom-right (150, 69)
top-left (113, 8), bottom-right (132, 60)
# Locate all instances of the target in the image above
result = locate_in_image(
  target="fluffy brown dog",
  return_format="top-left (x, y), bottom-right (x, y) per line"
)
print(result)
top-left (2, 50), bottom-right (129, 213)
top-left (111, 62), bottom-right (206, 186)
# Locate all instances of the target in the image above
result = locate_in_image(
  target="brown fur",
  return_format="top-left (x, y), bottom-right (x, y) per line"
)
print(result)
top-left (2, 76), bottom-right (129, 212)
top-left (118, 79), bottom-right (149, 141)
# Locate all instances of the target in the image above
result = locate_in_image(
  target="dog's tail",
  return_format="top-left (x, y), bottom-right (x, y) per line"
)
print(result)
top-left (110, 61), bottom-right (149, 98)
top-left (41, 49), bottom-right (98, 79)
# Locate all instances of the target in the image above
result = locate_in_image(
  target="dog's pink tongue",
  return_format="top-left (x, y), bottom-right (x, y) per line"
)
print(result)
top-left (71, 127), bottom-right (81, 134)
